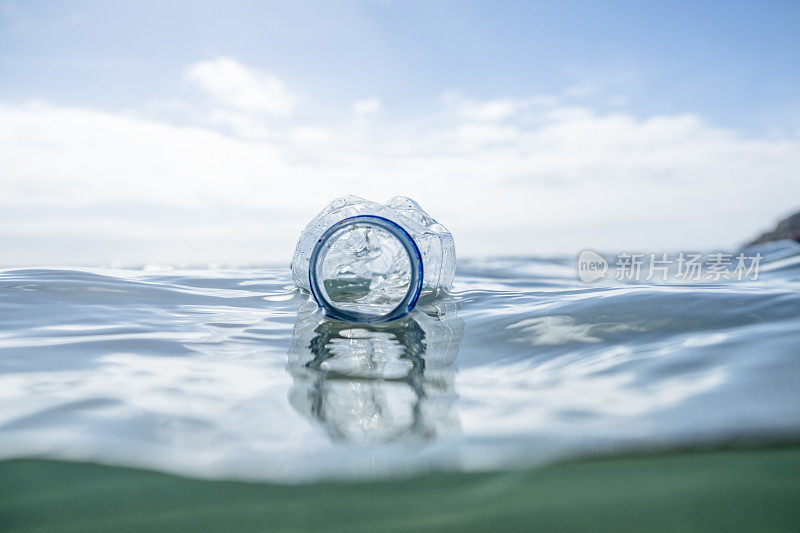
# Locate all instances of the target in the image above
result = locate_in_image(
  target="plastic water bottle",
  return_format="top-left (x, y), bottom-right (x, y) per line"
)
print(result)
top-left (291, 196), bottom-right (456, 322)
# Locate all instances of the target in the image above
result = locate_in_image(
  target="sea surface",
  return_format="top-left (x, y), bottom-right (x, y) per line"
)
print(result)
top-left (1, 242), bottom-right (799, 483)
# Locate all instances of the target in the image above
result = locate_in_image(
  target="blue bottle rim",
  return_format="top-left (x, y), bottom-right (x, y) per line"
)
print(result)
top-left (308, 215), bottom-right (423, 323)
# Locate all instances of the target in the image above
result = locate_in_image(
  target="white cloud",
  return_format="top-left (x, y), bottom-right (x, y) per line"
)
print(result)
top-left (290, 126), bottom-right (332, 143)
top-left (457, 98), bottom-right (519, 121)
top-left (206, 108), bottom-right (271, 139)
top-left (186, 57), bottom-right (296, 116)
top-left (449, 124), bottom-right (519, 145)
top-left (1, 88), bottom-right (799, 265)
top-left (445, 93), bottom-right (559, 121)
top-left (353, 97), bottom-right (381, 116)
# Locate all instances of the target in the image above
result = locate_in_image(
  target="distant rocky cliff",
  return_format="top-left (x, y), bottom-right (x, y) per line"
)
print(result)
top-left (747, 211), bottom-right (800, 246)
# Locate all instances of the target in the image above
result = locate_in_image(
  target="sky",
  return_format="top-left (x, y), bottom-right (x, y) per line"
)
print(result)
top-left (1, 0), bottom-right (799, 266)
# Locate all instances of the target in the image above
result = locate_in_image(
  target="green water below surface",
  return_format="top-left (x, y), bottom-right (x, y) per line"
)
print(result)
top-left (3, 444), bottom-right (799, 532)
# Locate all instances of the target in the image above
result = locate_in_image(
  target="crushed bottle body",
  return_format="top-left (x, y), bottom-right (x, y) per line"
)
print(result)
top-left (291, 196), bottom-right (455, 322)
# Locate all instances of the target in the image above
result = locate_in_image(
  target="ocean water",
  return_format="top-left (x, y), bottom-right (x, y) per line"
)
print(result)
top-left (1, 242), bottom-right (799, 483)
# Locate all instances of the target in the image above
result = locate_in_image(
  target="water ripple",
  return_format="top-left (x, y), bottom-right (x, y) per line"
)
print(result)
top-left (1, 243), bottom-right (799, 481)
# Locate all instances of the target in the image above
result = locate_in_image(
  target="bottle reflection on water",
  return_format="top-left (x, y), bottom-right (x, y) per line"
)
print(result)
top-left (287, 298), bottom-right (462, 446)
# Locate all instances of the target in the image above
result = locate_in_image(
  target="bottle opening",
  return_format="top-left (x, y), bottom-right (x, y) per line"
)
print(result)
top-left (309, 216), bottom-right (423, 323)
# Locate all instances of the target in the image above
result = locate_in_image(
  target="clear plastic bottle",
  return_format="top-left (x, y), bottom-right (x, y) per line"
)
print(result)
top-left (291, 196), bottom-right (455, 322)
